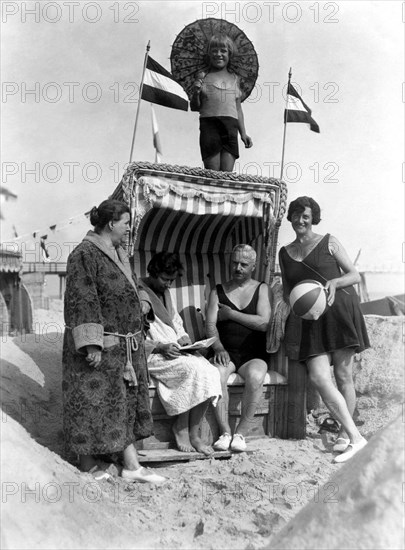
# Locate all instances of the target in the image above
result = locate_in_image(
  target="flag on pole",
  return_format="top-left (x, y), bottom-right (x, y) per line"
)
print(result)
top-left (284, 83), bottom-right (320, 133)
top-left (40, 236), bottom-right (50, 262)
top-left (141, 56), bottom-right (189, 111)
top-left (151, 104), bottom-right (163, 163)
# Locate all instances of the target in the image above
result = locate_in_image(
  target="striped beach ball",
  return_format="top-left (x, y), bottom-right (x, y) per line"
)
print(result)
top-left (289, 279), bottom-right (328, 320)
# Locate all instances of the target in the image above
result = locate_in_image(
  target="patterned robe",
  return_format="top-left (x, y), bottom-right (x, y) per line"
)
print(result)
top-left (62, 231), bottom-right (153, 455)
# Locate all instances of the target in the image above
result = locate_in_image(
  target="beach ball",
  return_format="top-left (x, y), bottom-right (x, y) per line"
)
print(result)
top-left (289, 279), bottom-right (328, 320)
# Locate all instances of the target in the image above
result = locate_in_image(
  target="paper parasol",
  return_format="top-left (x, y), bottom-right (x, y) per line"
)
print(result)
top-left (170, 18), bottom-right (259, 102)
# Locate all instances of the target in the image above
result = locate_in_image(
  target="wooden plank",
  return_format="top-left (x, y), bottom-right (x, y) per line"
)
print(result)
top-left (266, 386), bottom-right (276, 437)
top-left (137, 436), bottom-right (278, 463)
top-left (137, 448), bottom-right (232, 463)
top-left (273, 385), bottom-right (288, 439)
top-left (286, 359), bottom-right (307, 439)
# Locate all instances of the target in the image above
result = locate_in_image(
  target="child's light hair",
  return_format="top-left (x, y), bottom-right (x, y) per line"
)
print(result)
top-left (207, 33), bottom-right (237, 61)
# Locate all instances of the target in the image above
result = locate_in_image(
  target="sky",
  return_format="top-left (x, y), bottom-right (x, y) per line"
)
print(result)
top-left (1, 0), bottom-right (404, 278)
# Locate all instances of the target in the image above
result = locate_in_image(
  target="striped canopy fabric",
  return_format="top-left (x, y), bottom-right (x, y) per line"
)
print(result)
top-left (112, 162), bottom-right (287, 341)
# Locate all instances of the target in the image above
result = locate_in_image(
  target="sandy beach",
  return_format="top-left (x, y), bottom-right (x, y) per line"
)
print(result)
top-left (1, 307), bottom-right (403, 549)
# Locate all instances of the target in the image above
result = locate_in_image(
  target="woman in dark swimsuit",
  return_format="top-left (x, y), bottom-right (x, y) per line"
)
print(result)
top-left (279, 196), bottom-right (370, 463)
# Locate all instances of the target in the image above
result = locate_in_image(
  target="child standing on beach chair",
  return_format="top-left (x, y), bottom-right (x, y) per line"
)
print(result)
top-left (190, 33), bottom-right (253, 172)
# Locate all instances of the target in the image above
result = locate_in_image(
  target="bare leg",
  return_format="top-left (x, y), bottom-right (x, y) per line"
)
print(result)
top-left (203, 152), bottom-right (221, 171)
top-left (122, 443), bottom-right (167, 484)
top-left (80, 447), bottom-right (141, 472)
top-left (220, 150), bottom-right (236, 172)
top-left (307, 354), bottom-right (363, 444)
top-left (122, 443), bottom-right (142, 471)
top-left (213, 363), bottom-right (235, 436)
top-left (189, 400), bottom-right (213, 456)
top-left (235, 359), bottom-right (267, 436)
top-left (172, 411), bottom-right (195, 452)
top-left (332, 348), bottom-right (356, 439)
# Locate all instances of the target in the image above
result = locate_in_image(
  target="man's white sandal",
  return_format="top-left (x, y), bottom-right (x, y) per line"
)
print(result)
top-left (213, 432), bottom-right (232, 451)
top-left (230, 433), bottom-right (247, 452)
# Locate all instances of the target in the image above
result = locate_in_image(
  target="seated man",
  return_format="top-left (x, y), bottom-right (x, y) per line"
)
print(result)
top-left (206, 244), bottom-right (271, 452)
top-left (139, 252), bottom-right (222, 456)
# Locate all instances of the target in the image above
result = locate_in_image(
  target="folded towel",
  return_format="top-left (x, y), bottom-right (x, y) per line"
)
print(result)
top-left (266, 277), bottom-right (291, 354)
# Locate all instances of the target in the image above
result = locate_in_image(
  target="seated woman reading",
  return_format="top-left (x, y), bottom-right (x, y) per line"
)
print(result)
top-left (139, 252), bottom-right (222, 456)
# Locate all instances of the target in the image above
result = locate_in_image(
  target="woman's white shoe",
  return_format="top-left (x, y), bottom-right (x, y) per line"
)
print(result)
top-left (333, 438), bottom-right (367, 463)
top-left (122, 466), bottom-right (167, 484)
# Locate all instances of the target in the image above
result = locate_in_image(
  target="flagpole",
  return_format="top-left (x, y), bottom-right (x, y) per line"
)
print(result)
top-left (280, 67), bottom-right (292, 181)
top-left (129, 41), bottom-right (150, 164)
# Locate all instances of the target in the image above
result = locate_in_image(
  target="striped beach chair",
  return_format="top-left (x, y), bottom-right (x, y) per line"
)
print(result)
top-left (112, 163), bottom-right (306, 446)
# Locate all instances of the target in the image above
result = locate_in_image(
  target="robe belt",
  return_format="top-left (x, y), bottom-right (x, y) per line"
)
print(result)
top-left (66, 326), bottom-right (142, 387)
top-left (103, 330), bottom-right (142, 387)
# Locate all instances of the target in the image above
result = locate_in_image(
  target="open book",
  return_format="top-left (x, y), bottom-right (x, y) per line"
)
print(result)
top-left (179, 336), bottom-right (217, 351)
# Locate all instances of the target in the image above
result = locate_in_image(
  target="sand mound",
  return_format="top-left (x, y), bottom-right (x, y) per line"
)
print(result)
top-left (1, 416), bottom-right (155, 550)
top-left (0, 312), bottom-right (403, 549)
top-left (267, 414), bottom-right (404, 550)
top-left (1, 333), bottom-right (64, 455)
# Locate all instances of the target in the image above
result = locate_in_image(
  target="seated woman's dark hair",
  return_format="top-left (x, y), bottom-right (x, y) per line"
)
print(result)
top-left (287, 196), bottom-right (321, 225)
top-left (90, 200), bottom-right (130, 233)
top-left (147, 252), bottom-right (184, 278)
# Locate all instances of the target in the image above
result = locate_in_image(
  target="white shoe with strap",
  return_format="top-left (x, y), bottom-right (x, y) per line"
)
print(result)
top-left (213, 432), bottom-right (232, 451)
top-left (230, 433), bottom-right (247, 452)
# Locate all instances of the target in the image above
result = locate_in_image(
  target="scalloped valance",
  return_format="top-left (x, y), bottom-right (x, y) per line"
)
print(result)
top-left (111, 162), bottom-right (287, 277)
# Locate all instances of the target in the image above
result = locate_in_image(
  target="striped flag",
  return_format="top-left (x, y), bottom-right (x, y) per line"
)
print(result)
top-left (284, 83), bottom-right (320, 133)
top-left (40, 236), bottom-right (50, 262)
top-left (151, 104), bottom-right (163, 163)
top-left (142, 56), bottom-right (188, 111)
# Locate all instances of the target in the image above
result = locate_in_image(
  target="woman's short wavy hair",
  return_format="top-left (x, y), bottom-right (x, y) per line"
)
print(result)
top-left (287, 196), bottom-right (321, 225)
top-left (147, 252), bottom-right (184, 278)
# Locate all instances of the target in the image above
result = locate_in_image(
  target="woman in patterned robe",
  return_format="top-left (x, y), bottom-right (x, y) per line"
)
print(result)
top-left (63, 199), bottom-right (165, 484)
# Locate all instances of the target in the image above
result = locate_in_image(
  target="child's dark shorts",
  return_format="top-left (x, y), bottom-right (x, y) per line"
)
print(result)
top-left (199, 117), bottom-right (239, 160)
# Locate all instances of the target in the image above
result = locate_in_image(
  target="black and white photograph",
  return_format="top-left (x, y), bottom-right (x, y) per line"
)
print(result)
top-left (1, 1), bottom-right (404, 548)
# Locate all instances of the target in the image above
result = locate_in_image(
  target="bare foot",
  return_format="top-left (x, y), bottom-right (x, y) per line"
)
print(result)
top-left (190, 437), bottom-right (214, 456)
top-left (172, 416), bottom-right (195, 453)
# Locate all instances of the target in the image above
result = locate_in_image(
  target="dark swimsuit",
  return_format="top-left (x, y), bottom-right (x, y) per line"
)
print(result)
top-left (279, 234), bottom-right (370, 362)
top-left (216, 283), bottom-right (268, 370)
